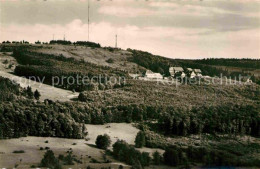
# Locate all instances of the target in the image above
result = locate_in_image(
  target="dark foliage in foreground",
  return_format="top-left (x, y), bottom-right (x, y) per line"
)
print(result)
top-left (163, 144), bottom-right (260, 167)
top-left (112, 140), bottom-right (151, 167)
top-left (0, 76), bottom-right (259, 139)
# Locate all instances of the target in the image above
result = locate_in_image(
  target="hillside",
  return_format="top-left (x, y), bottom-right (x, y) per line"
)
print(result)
top-left (0, 43), bottom-right (259, 168)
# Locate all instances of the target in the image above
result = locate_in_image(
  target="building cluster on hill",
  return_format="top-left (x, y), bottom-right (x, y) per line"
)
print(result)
top-left (169, 67), bottom-right (202, 78)
top-left (129, 67), bottom-right (203, 81)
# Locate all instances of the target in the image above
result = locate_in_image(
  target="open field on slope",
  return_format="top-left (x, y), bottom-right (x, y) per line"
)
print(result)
top-left (0, 52), bottom-right (79, 101)
top-left (0, 44), bottom-right (144, 73)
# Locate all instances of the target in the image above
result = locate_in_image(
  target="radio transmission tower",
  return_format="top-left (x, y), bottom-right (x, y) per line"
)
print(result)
top-left (88, 0), bottom-right (90, 41)
top-left (115, 34), bottom-right (117, 48)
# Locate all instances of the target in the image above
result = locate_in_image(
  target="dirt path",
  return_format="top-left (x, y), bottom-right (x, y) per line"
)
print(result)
top-left (0, 52), bottom-right (78, 102)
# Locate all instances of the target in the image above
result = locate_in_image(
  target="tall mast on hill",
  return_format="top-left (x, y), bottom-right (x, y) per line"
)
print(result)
top-left (88, 0), bottom-right (90, 41)
top-left (115, 34), bottom-right (117, 48)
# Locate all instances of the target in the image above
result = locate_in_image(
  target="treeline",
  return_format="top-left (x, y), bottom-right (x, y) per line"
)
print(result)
top-left (84, 92), bottom-right (259, 137)
top-left (49, 40), bottom-right (101, 48)
top-left (2, 40), bottom-right (29, 44)
top-left (13, 49), bottom-right (127, 92)
top-left (127, 48), bottom-right (178, 76)
top-left (74, 41), bottom-right (101, 48)
top-left (194, 58), bottom-right (260, 69)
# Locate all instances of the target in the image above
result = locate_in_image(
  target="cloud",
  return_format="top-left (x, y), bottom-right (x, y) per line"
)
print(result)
top-left (1, 19), bottom-right (259, 59)
top-left (98, 6), bottom-right (154, 17)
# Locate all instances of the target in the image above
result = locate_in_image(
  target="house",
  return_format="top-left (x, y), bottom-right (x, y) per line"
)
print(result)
top-left (194, 69), bottom-right (202, 76)
top-left (181, 72), bottom-right (186, 78)
top-left (169, 67), bottom-right (184, 76)
top-left (190, 71), bottom-right (196, 78)
top-left (187, 68), bottom-right (193, 72)
top-left (145, 70), bottom-right (163, 79)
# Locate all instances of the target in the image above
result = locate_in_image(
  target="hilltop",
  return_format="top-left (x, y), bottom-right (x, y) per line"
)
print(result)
top-left (1, 42), bottom-right (259, 84)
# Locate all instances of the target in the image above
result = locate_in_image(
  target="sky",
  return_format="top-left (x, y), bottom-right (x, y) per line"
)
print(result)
top-left (0, 0), bottom-right (260, 59)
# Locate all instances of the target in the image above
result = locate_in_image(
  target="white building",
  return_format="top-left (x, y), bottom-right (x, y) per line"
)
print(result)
top-left (145, 70), bottom-right (163, 79)
top-left (190, 71), bottom-right (196, 78)
top-left (194, 69), bottom-right (202, 77)
top-left (169, 67), bottom-right (184, 76)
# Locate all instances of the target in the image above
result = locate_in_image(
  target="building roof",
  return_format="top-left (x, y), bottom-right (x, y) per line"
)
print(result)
top-left (194, 69), bottom-right (202, 73)
top-left (187, 68), bottom-right (193, 71)
top-left (169, 67), bottom-right (184, 72)
top-left (145, 70), bottom-right (154, 74)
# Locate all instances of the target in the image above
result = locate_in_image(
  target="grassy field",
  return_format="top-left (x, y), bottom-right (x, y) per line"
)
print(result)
top-left (0, 52), bottom-right (79, 101)
top-left (0, 123), bottom-right (169, 169)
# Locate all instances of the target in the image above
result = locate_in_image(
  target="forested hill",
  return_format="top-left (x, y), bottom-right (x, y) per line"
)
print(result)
top-left (193, 58), bottom-right (260, 69)
top-left (127, 49), bottom-right (260, 84)
top-left (0, 43), bottom-right (259, 84)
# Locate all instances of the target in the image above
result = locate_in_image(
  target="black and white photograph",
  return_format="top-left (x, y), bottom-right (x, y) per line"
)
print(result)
top-left (0, 0), bottom-right (259, 168)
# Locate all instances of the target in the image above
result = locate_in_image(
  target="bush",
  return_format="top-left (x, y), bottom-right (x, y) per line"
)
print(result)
top-left (135, 131), bottom-right (146, 148)
top-left (78, 92), bottom-right (87, 102)
top-left (106, 58), bottom-right (114, 63)
top-left (63, 151), bottom-right (74, 165)
top-left (40, 150), bottom-right (61, 169)
top-left (13, 150), bottom-right (25, 153)
top-left (95, 134), bottom-right (111, 150)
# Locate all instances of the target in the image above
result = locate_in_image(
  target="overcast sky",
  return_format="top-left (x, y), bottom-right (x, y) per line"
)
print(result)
top-left (0, 0), bottom-right (259, 59)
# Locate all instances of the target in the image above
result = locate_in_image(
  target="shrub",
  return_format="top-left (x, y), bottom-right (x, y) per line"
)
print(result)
top-left (13, 150), bottom-right (25, 153)
top-left (40, 150), bottom-right (61, 169)
top-left (95, 134), bottom-right (111, 150)
top-left (135, 131), bottom-right (146, 148)
top-left (78, 92), bottom-right (87, 102)
top-left (106, 58), bottom-right (114, 63)
top-left (63, 151), bottom-right (74, 165)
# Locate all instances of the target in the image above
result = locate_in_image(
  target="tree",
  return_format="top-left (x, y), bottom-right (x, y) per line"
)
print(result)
top-left (140, 152), bottom-right (151, 166)
top-left (135, 131), bottom-right (146, 148)
top-left (34, 89), bottom-right (41, 100)
top-left (40, 150), bottom-right (61, 169)
top-left (26, 86), bottom-right (33, 99)
top-left (163, 147), bottom-right (180, 166)
top-left (95, 134), bottom-right (111, 150)
top-left (152, 151), bottom-right (162, 165)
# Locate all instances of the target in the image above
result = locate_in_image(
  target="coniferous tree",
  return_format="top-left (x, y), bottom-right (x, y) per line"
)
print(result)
top-left (135, 131), bottom-right (146, 148)
top-left (34, 89), bottom-right (41, 100)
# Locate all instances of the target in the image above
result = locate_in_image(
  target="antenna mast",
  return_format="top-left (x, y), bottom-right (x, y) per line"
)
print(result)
top-left (115, 34), bottom-right (117, 48)
top-left (88, 0), bottom-right (90, 41)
